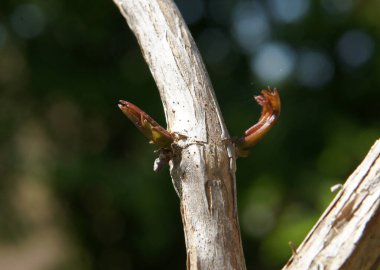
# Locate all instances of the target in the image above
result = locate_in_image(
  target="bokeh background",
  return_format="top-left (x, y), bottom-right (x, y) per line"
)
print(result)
top-left (0, 0), bottom-right (379, 269)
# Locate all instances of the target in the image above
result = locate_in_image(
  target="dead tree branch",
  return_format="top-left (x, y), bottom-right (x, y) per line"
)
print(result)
top-left (283, 139), bottom-right (380, 270)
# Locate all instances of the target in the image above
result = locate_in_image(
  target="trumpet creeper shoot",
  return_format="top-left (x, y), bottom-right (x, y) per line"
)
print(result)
top-left (118, 87), bottom-right (281, 165)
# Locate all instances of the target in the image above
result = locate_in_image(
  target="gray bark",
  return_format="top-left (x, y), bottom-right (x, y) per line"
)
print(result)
top-left (283, 139), bottom-right (380, 270)
top-left (112, 0), bottom-right (246, 269)
top-left (112, 1), bottom-right (380, 269)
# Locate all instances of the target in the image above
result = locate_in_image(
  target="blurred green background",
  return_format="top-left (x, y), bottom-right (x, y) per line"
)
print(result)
top-left (0, 0), bottom-right (379, 269)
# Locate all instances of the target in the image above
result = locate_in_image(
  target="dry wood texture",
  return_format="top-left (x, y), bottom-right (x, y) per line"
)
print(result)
top-left (112, 1), bottom-right (380, 269)
top-left (283, 139), bottom-right (380, 270)
top-left (112, 0), bottom-right (246, 269)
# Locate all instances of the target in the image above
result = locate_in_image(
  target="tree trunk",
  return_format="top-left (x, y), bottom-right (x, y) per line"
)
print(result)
top-left (112, 0), bottom-right (246, 269)
top-left (283, 139), bottom-right (380, 270)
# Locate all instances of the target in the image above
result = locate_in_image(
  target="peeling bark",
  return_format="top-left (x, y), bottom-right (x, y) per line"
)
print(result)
top-left (112, 1), bottom-right (380, 269)
top-left (283, 140), bottom-right (380, 270)
top-left (112, 0), bottom-right (246, 269)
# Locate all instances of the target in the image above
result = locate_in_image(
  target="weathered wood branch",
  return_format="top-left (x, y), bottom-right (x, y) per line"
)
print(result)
top-left (113, 1), bottom-right (380, 269)
top-left (112, 0), bottom-right (246, 269)
top-left (283, 139), bottom-right (380, 270)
